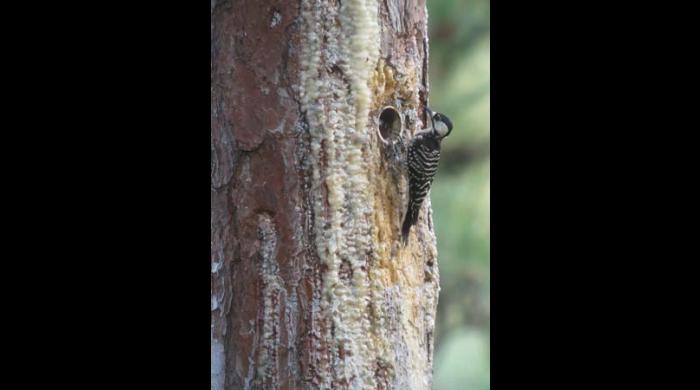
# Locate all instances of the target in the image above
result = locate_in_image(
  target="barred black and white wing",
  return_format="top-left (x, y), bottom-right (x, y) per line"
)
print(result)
top-left (401, 133), bottom-right (441, 243)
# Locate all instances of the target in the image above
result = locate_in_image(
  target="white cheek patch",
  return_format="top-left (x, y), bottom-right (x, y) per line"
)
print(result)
top-left (435, 121), bottom-right (448, 137)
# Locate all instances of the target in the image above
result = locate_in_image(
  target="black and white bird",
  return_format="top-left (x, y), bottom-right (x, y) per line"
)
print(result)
top-left (401, 107), bottom-right (453, 244)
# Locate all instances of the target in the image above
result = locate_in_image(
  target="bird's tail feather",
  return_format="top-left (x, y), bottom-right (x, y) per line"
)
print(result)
top-left (401, 204), bottom-right (419, 244)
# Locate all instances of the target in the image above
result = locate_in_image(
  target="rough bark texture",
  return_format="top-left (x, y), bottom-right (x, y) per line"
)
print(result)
top-left (211, 1), bottom-right (438, 389)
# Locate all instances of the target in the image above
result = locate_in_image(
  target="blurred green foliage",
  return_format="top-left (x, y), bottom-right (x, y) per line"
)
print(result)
top-left (434, 328), bottom-right (490, 390)
top-left (428, 0), bottom-right (489, 388)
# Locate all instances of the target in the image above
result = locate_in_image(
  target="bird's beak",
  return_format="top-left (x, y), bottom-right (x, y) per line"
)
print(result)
top-left (425, 107), bottom-right (435, 129)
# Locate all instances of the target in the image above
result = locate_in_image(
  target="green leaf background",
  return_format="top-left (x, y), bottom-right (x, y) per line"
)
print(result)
top-left (428, 0), bottom-right (490, 388)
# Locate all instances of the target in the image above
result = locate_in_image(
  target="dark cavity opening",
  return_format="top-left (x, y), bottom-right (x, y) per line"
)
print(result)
top-left (378, 106), bottom-right (402, 143)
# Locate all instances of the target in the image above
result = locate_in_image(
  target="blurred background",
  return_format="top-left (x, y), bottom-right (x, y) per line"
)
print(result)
top-left (427, 0), bottom-right (490, 389)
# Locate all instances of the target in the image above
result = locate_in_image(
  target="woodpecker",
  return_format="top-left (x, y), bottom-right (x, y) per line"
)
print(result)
top-left (401, 107), bottom-right (453, 244)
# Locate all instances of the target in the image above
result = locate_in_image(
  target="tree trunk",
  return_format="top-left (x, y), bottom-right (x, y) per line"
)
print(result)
top-left (211, 0), bottom-right (438, 388)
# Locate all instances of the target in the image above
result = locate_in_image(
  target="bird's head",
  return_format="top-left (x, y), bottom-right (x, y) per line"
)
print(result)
top-left (425, 107), bottom-right (453, 139)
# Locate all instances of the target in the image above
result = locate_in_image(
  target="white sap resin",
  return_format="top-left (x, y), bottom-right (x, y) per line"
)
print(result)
top-left (299, 1), bottom-right (438, 389)
top-left (299, 0), bottom-right (381, 388)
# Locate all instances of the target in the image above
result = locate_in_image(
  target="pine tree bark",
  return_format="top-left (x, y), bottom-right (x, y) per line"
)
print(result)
top-left (212, 1), bottom-right (438, 388)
